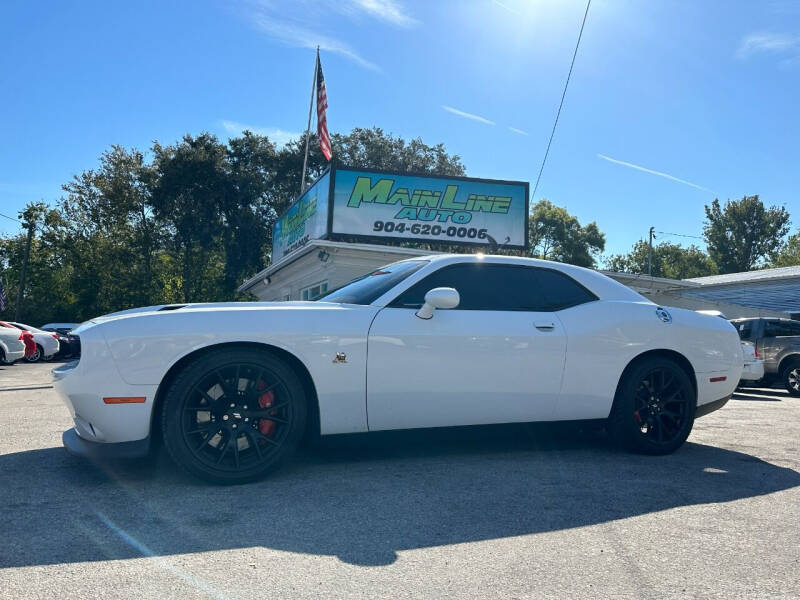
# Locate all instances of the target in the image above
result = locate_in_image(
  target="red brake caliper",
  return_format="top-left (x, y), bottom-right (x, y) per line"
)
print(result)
top-left (256, 381), bottom-right (276, 436)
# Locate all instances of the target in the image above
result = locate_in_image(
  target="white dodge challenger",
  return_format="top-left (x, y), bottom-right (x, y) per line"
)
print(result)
top-left (55, 254), bottom-right (742, 484)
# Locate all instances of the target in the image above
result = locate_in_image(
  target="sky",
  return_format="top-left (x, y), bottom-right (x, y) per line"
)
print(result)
top-left (1, 0), bottom-right (799, 258)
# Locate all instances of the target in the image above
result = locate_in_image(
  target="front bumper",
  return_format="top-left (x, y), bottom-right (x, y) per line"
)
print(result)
top-left (62, 428), bottom-right (151, 459)
top-left (53, 347), bottom-right (157, 444)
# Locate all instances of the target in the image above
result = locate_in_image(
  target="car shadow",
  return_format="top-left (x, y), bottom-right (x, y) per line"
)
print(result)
top-left (1, 425), bottom-right (798, 568)
top-left (733, 389), bottom-right (790, 402)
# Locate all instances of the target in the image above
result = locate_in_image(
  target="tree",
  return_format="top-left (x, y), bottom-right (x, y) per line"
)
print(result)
top-left (528, 200), bottom-right (605, 268)
top-left (0, 126), bottom-right (468, 324)
top-left (703, 195), bottom-right (790, 273)
top-left (222, 133), bottom-right (278, 293)
top-left (0, 202), bottom-right (69, 323)
top-left (606, 241), bottom-right (718, 279)
top-left (332, 127), bottom-right (466, 175)
top-left (150, 134), bottom-right (231, 302)
top-left (774, 229), bottom-right (800, 267)
top-left (59, 145), bottom-right (167, 319)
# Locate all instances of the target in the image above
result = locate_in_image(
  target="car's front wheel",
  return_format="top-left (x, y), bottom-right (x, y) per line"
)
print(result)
top-left (161, 348), bottom-right (308, 484)
top-left (608, 357), bottom-right (696, 454)
top-left (781, 358), bottom-right (800, 397)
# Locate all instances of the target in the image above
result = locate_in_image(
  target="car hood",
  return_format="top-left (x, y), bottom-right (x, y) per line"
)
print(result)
top-left (73, 301), bottom-right (335, 333)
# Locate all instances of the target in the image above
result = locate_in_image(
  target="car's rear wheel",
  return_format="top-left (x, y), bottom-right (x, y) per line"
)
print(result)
top-left (781, 358), bottom-right (800, 397)
top-left (161, 348), bottom-right (307, 484)
top-left (608, 357), bottom-right (695, 454)
top-left (25, 344), bottom-right (43, 363)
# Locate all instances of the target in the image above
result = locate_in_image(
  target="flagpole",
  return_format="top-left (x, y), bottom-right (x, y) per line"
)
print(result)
top-left (300, 47), bottom-right (319, 196)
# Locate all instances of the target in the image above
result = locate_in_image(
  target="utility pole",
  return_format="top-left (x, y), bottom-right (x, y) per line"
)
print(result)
top-left (647, 226), bottom-right (655, 277)
top-left (14, 218), bottom-right (35, 321)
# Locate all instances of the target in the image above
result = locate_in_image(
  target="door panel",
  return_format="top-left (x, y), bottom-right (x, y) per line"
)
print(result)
top-left (366, 307), bottom-right (566, 431)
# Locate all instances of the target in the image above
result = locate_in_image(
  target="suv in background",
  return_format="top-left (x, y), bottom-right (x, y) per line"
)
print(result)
top-left (730, 318), bottom-right (800, 396)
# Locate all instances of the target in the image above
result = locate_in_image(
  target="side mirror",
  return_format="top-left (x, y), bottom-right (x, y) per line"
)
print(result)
top-left (416, 287), bottom-right (460, 320)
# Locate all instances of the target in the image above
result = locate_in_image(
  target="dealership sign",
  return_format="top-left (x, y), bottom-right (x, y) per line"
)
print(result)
top-left (272, 165), bottom-right (528, 260)
top-left (272, 172), bottom-right (330, 261)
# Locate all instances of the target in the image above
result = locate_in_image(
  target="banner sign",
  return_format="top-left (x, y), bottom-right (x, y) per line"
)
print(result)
top-left (331, 168), bottom-right (528, 249)
top-left (270, 166), bottom-right (529, 260)
top-left (272, 171), bottom-right (330, 261)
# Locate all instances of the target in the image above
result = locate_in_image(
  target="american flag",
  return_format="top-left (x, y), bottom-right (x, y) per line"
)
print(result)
top-left (0, 279), bottom-right (6, 312)
top-left (316, 52), bottom-right (332, 161)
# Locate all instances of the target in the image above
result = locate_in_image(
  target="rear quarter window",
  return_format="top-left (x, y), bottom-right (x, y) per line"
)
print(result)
top-left (534, 268), bottom-right (598, 311)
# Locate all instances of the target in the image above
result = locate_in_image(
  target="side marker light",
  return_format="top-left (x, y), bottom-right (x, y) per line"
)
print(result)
top-left (103, 397), bottom-right (146, 404)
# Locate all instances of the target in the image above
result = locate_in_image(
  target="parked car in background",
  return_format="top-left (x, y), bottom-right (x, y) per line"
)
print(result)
top-left (0, 324), bottom-right (26, 365)
top-left (695, 311), bottom-right (764, 387)
top-left (6, 322), bottom-right (60, 362)
top-left (0, 322), bottom-right (35, 361)
top-left (40, 322), bottom-right (80, 333)
top-left (730, 318), bottom-right (800, 396)
top-left (739, 341), bottom-right (765, 383)
top-left (40, 323), bottom-right (82, 358)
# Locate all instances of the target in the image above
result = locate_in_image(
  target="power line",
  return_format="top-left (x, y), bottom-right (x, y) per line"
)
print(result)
top-left (0, 211), bottom-right (21, 224)
top-left (531, 0), bottom-right (592, 200)
top-left (656, 230), bottom-right (704, 240)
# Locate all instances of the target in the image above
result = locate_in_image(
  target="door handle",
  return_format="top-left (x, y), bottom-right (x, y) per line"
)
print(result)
top-left (534, 321), bottom-right (556, 331)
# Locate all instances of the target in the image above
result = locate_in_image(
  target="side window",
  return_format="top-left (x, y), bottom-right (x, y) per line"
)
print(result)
top-left (735, 320), bottom-right (754, 341)
top-left (764, 321), bottom-right (778, 337)
top-left (767, 320), bottom-right (800, 337)
top-left (765, 321), bottom-right (786, 337)
top-left (301, 281), bottom-right (329, 301)
top-left (389, 263), bottom-right (596, 311)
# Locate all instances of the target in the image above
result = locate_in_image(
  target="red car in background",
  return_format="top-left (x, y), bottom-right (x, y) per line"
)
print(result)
top-left (0, 321), bottom-right (36, 359)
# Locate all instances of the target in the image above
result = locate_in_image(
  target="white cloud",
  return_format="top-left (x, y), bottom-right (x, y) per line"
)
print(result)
top-left (736, 32), bottom-right (800, 61)
top-left (251, 13), bottom-right (380, 71)
top-left (492, 0), bottom-right (522, 16)
top-left (441, 105), bottom-right (495, 125)
top-left (508, 126), bottom-right (528, 135)
top-left (220, 120), bottom-right (302, 146)
top-left (597, 154), bottom-right (715, 194)
top-left (348, 0), bottom-right (418, 28)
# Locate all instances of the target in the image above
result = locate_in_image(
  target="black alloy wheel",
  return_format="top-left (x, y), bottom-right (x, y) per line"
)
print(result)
top-left (162, 349), bottom-right (307, 484)
top-left (608, 357), bottom-right (696, 455)
top-left (782, 359), bottom-right (800, 397)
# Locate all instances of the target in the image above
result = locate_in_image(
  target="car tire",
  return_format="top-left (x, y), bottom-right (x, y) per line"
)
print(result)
top-left (161, 348), bottom-right (308, 485)
top-left (781, 358), bottom-right (800, 397)
top-left (608, 357), bottom-right (696, 455)
top-left (25, 344), bottom-right (43, 363)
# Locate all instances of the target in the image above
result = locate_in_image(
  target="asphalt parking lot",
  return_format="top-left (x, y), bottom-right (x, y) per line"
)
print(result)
top-left (1, 362), bottom-right (798, 599)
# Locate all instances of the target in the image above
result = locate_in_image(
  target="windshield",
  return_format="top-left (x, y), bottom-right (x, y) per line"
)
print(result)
top-left (317, 260), bottom-right (429, 305)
